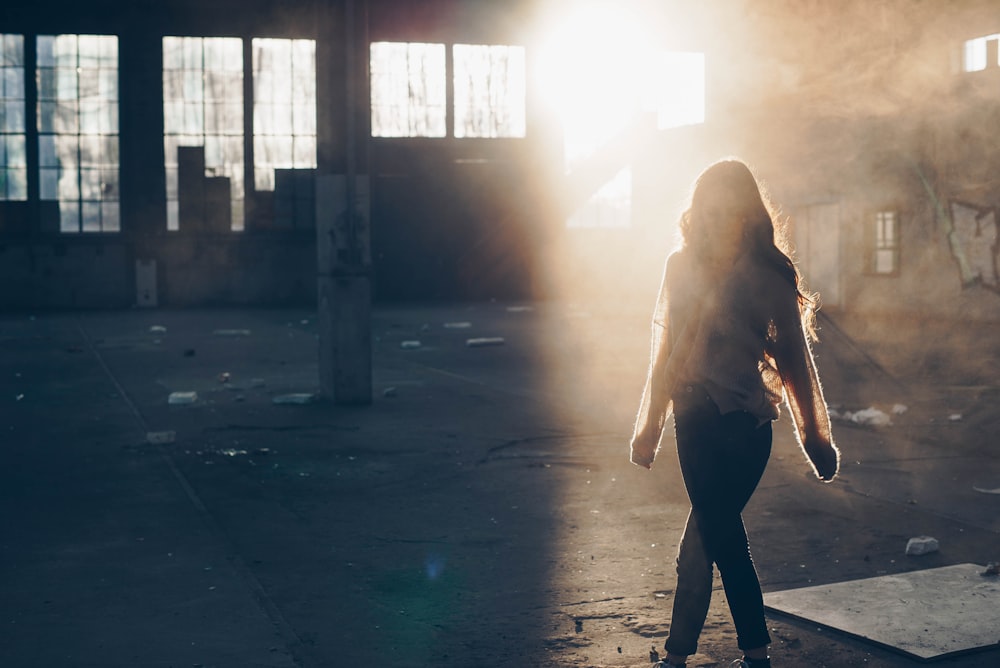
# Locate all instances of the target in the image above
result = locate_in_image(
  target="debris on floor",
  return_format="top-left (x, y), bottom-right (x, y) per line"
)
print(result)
top-left (146, 431), bottom-right (176, 444)
top-left (833, 406), bottom-right (892, 427)
top-left (400, 340), bottom-right (421, 349)
top-left (973, 484), bottom-right (1000, 494)
top-left (466, 337), bottom-right (505, 347)
top-left (443, 321), bottom-right (472, 329)
top-left (149, 325), bottom-right (167, 334)
top-left (272, 393), bottom-right (317, 405)
top-left (168, 391), bottom-right (198, 405)
top-left (905, 535), bottom-right (940, 556)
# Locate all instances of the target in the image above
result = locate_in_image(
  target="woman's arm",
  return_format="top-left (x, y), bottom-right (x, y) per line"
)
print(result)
top-left (629, 258), bottom-right (675, 468)
top-left (770, 287), bottom-right (840, 482)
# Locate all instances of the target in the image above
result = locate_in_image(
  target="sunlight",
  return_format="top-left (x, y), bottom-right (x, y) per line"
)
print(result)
top-left (536, 2), bottom-right (705, 167)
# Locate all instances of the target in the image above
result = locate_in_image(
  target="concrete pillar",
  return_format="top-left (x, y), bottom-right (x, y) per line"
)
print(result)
top-left (316, 174), bottom-right (371, 404)
top-left (315, 0), bottom-right (372, 405)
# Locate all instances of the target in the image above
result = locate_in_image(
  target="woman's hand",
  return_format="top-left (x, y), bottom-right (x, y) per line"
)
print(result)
top-left (629, 433), bottom-right (658, 469)
top-left (804, 439), bottom-right (840, 482)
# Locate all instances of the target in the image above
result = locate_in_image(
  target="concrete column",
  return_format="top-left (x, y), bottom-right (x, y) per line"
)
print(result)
top-left (316, 174), bottom-right (371, 404)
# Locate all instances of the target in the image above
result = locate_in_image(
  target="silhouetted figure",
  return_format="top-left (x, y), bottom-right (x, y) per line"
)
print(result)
top-left (629, 158), bottom-right (840, 668)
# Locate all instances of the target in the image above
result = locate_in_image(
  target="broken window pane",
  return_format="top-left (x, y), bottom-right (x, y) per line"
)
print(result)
top-left (162, 36), bottom-right (245, 230)
top-left (370, 42), bottom-right (446, 138)
top-left (252, 38), bottom-right (317, 191)
top-left (453, 44), bottom-right (526, 138)
top-left (36, 34), bottom-right (119, 230)
top-left (1, 34), bottom-right (25, 200)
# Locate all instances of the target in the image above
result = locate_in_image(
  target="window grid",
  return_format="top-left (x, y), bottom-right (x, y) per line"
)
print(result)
top-left (453, 44), bottom-right (526, 139)
top-left (252, 38), bottom-right (317, 191)
top-left (1, 34), bottom-right (27, 201)
top-left (370, 42), bottom-right (446, 138)
top-left (874, 210), bottom-right (899, 275)
top-left (37, 34), bottom-right (120, 233)
top-left (163, 36), bottom-right (244, 231)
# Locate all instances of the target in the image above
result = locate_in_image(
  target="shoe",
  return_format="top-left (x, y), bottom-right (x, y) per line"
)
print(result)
top-left (654, 661), bottom-right (686, 668)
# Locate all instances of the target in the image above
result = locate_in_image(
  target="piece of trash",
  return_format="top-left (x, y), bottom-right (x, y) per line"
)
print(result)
top-left (168, 391), bottom-right (198, 405)
top-left (980, 562), bottom-right (999, 576)
top-left (383, 387), bottom-right (398, 398)
top-left (973, 485), bottom-right (1000, 495)
top-left (15, 393), bottom-right (24, 401)
top-left (217, 372), bottom-right (230, 384)
top-left (212, 329), bottom-right (251, 337)
top-left (891, 404), bottom-right (908, 415)
top-left (219, 448), bottom-right (247, 457)
top-left (506, 305), bottom-right (533, 312)
top-left (149, 325), bottom-right (167, 334)
top-left (253, 448), bottom-right (271, 456)
top-left (466, 337), bottom-right (505, 347)
top-left (300, 319), bottom-right (310, 325)
top-left (146, 431), bottom-right (176, 445)
top-left (400, 340), bottom-right (421, 349)
top-left (948, 413), bottom-right (962, 421)
top-left (443, 322), bottom-right (472, 329)
top-left (905, 535), bottom-right (939, 556)
top-left (272, 393), bottom-right (316, 405)
top-left (839, 406), bottom-right (892, 427)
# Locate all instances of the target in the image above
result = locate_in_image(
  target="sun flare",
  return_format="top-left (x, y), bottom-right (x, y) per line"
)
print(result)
top-left (536, 2), bottom-right (705, 165)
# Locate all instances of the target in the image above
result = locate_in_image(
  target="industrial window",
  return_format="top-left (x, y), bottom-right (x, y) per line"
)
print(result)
top-left (37, 35), bottom-right (120, 233)
top-left (252, 38), bottom-right (317, 191)
top-left (963, 34), bottom-right (999, 72)
top-left (370, 42), bottom-right (446, 138)
top-left (453, 44), bottom-right (526, 138)
top-left (163, 36), bottom-right (244, 231)
top-left (1, 34), bottom-right (26, 201)
top-left (873, 211), bottom-right (899, 275)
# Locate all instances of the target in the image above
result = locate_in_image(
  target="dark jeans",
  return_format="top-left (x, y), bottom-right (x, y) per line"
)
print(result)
top-left (664, 385), bottom-right (773, 656)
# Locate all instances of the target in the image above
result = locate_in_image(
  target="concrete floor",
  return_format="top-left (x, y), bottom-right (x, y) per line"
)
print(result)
top-left (1, 302), bottom-right (998, 667)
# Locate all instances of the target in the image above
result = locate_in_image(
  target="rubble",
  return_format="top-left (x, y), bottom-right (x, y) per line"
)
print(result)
top-left (905, 536), bottom-right (939, 556)
top-left (168, 391), bottom-right (198, 405)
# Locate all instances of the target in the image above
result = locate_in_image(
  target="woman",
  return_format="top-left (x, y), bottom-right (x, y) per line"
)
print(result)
top-left (629, 159), bottom-right (839, 668)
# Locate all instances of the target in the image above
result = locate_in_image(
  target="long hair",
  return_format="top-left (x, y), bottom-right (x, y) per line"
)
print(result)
top-left (679, 158), bottom-right (818, 338)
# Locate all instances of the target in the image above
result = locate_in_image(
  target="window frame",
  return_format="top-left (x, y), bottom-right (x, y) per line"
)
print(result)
top-left (869, 209), bottom-right (901, 276)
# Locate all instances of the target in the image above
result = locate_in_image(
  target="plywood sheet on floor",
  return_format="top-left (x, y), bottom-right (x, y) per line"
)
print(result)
top-left (764, 563), bottom-right (1000, 661)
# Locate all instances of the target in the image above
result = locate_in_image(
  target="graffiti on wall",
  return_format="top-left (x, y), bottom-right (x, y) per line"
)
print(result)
top-left (948, 201), bottom-right (999, 290)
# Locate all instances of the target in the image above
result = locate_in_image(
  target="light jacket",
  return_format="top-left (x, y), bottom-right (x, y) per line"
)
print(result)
top-left (629, 249), bottom-right (839, 481)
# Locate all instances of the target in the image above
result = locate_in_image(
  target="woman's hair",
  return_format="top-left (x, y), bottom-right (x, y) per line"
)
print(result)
top-left (679, 158), bottom-right (818, 338)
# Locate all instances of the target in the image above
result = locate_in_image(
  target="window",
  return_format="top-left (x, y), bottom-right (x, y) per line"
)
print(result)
top-left (163, 37), bottom-right (244, 231)
top-left (453, 44), bottom-right (526, 138)
top-left (873, 211), bottom-right (899, 275)
top-left (37, 35), bottom-right (119, 232)
top-left (370, 42), bottom-right (446, 137)
top-left (963, 34), bottom-right (999, 72)
top-left (1, 34), bottom-right (26, 201)
top-left (252, 38), bottom-right (316, 191)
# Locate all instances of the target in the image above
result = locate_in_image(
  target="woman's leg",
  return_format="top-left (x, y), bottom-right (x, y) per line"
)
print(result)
top-left (663, 510), bottom-right (713, 658)
top-left (674, 393), bottom-right (773, 653)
